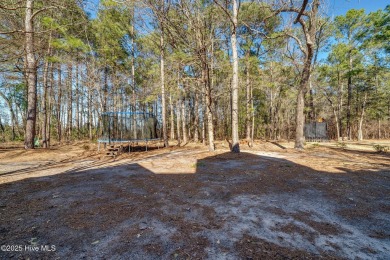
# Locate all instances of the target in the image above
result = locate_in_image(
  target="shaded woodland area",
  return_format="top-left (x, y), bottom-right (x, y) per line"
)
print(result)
top-left (0, 0), bottom-right (389, 151)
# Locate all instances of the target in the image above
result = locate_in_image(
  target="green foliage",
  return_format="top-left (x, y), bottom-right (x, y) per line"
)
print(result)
top-left (334, 9), bottom-right (366, 41)
top-left (373, 144), bottom-right (389, 153)
top-left (0, 0), bottom-right (389, 144)
top-left (336, 142), bottom-right (347, 150)
top-left (91, 2), bottom-right (131, 67)
top-left (52, 36), bottom-right (88, 53)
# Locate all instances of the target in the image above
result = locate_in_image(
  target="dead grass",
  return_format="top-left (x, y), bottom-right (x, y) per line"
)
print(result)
top-left (0, 140), bottom-right (389, 259)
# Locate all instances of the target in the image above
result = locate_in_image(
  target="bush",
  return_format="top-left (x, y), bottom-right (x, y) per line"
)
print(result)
top-left (336, 142), bottom-right (347, 150)
top-left (373, 144), bottom-right (389, 153)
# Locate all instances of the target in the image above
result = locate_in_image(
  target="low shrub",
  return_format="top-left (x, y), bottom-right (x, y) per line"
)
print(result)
top-left (373, 144), bottom-right (389, 153)
top-left (336, 142), bottom-right (347, 150)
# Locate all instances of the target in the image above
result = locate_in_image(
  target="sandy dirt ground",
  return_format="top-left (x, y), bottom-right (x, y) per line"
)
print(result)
top-left (0, 140), bottom-right (389, 259)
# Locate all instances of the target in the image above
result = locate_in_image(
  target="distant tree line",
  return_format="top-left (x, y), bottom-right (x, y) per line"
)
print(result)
top-left (0, 0), bottom-right (389, 150)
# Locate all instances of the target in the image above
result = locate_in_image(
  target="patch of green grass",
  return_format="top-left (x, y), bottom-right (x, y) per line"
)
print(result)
top-left (309, 143), bottom-right (320, 149)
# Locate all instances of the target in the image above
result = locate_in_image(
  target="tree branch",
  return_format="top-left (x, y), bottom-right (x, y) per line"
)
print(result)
top-left (285, 32), bottom-right (307, 55)
top-left (262, 6), bottom-right (308, 24)
top-left (31, 6), bottom-right (63, 20)
top-left (0, 2), bottom-right (24, 11)
top-left (294, 0), bottom-right (308, 24)
top-left (213, 0), bottom-right (235, 28)
top-left (0, 30), bottom-right (24, 34)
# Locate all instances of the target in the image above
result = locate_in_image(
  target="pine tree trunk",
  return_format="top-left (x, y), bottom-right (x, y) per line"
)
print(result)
top-left (169, 93), bottom-right (175, 139)
top-left (48, 62), bottom-right (54, 147)
top-left (231, 0), bottom-right (239, 153)
top-left (88, 66), bottom-right (93, 140)
top-left (176, 99), bottom-right (181, 146)
top-left (160, 2), bottom-right (168, 148)
top-left (202, 94), bottom-right (206, 146)
top-left (308, 76), bottom-right (315, 121)
top-left (181, 97), bottom-right (188, 144)
top-left (250, 82), bottom-right (254, 147)
top-left (332, 106), bottom-right (340, 140)
top-left (131, 7), bottom-right (137, 140)
top-left (24, 0), bottom-right (37, 149)
top-left (75, 62), bottom-right (80, 139)
top-left (203, 66), bottom-right (214, 151)
top-left (57, 64), bottom-right (62, 143)
top-left (194, 91), bottom-right (199, 142)
top-left (357, 92), bottom-right (367, 141)
top-left (346, 53), bottom-right (353, 140)
top-left (338, 80), bottom-right (344, 140)
top-left (42, 58), bottom-right (49, 148)
top-left (67, 63), bottom-right (73, 142)
top-left (246, 51), bottom-right (251, 141)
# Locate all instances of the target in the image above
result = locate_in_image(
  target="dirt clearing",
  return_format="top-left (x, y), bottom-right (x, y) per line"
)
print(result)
top-left (1, 141), bottom-right (389, 259)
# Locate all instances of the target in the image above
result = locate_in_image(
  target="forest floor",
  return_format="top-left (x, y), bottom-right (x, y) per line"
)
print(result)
top-left (0, 139), bottom-right (389, 259)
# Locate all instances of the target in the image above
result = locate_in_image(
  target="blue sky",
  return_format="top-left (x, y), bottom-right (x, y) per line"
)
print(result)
top-left (85, 0), bottom-right (389, 19)
top-left (328, 0), bottom-right (388, 16)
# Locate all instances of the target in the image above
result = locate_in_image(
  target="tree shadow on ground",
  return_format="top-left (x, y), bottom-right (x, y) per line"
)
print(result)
top-left (0, 151), bottom-right (389, 259)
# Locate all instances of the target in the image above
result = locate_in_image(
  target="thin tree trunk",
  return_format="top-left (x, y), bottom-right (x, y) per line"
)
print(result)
top-left (76, 62), bottom-right (80, 139)
top-left (88, 67), bottom-right (93, 140)
top-left (308, 76), bottom-right (315, 121)
top-left (250, 83), bottom-right (254, 147)
top-left (202, 94), bottom-right (206, 146)
top-left (287, 110), bottom-right (291, 141)
top-left (24, 0), bottom-right (37, 149)
top-left (246, 50), bottom-right (251, 141)
top-left (130, 5), bottom-right (137, 140)
top-left (176, 99), bottom-right (181, 146)
top-left (67, 63), bottom-right (73, 142)
top-left (48, 62), bottom-right (54, 147)
top-left (332, 105), bottom-right (340, 140)
top-left (41, 33), bottom-right (52, 148)
top-left (357, 92), bottom-right (367, 141)
top-left (335, 110), bottom-right (340, 140)
top-left (346, 52), bottom-right (353, 140)
top-left (194, 91), bottom-right (199, 142)
top-left (338, 79), bottom-right (344, 140)
top-left (187, 99), bottom-right (192, 140)
top-left (169, 93), bottom-right (175, 139)
top-left (57, 63), bottom-right (62, 143)
top-left (160, 1), bottom-right (168, 148)
top-left (231, 0), bottom-right (239, 153)
top-left (103, 66), bottom-right (108, 113)
top-left (203, 66), bottom-right (214, 151)
top-left (181, 97), bottom-right (188, 144)
top-left (42, 59), bottom-right (49, 148)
